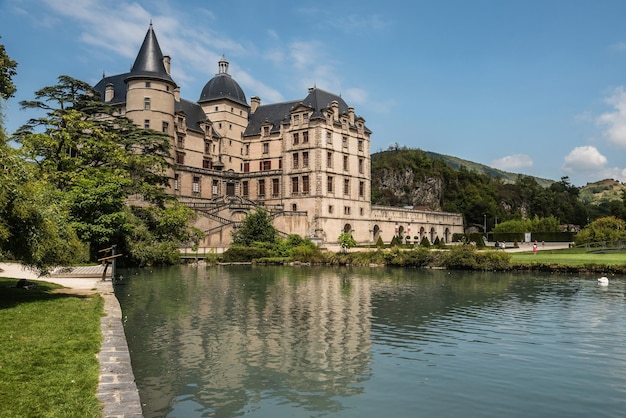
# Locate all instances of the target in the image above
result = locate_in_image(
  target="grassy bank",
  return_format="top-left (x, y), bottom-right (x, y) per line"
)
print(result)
top-left (0, 278), bottom-right (103, 417)
top-left (238, 244), bottom-right (626, 273)
top-left (509, 247), bottom-right (626, 273)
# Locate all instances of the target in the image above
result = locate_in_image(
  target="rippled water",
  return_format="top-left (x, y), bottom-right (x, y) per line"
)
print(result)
top-left (116, 266), bottom-right (626, 417)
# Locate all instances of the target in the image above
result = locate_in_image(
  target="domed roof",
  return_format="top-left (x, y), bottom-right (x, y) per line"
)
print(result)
top-left (199, 56), bottom-right (248, 107)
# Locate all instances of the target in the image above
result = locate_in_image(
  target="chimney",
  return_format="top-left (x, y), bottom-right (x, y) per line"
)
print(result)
top-left (348, 106), bottom-right (355, 124)
top-left (331, 100), bottom-right (339, 121)
top-left (163, 55), bottom-right (171, 74)
top-left (251, 96), bottom-right (261, 113)
top-left (105, 83), bottom-right (114, 102)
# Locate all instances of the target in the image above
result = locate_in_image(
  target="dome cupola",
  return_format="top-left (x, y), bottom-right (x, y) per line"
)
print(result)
top-left (199, 56), bottom-right (248, 107)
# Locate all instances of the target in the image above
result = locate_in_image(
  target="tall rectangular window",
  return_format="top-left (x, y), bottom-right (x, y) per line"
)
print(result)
top-left (293, 132), bottom-right (299, 145)
top-left (192, 176), bottom-right (200, 193)
top-left (263, 142), bottom-right (269, 154)
top-left (302, 176), bottom-right (309, 195)
top-left (291, 177), bottom-right (299, 194)
top-left (327, 151), bottom-right (333, 168)
top-left (174, 174), bottom-right (179, 190)
top-left (202, 159), bottom-right (211, 169)
top-left (359, 181), bottom-right (365, 197)
top-left (344, 179), bottom-right (350, 195)
top-left (292, 153), bottom-right (299, 169)
top-left (359, 158), bottom-right (364, 174)
top-left (162, 121), bottom-right (169, 133)
top-left (262, 160), bottom-right (272, 171)
top-left (326, 132), bottom-right (332, 144)
top-left (272, 178), bottom-right (280, 196)
top-left (358, 140), bottom-right (364, 152)
top-left (242, 181), bottom-right (249, 197)
top-left (343, 155), bottom-right (348, 171)
top-left (294, 114), bottom-right (300, 125)
top-left (212, 180), bottom-right (219, 195)
top-left (302, 151), bottom-right (309, 168)
top-left (258, 179), bottom-right (266, 197)
top-left (205, 141), bottom-right (210, 154)
top-left (342, 136), bottom-right (348, 148)
top-left (327, 176), bottom-right (333, 193)
top-left (144, 119), bottom-right (150, 129)
top-left (176, 152), bottom-right (184, 164)
top-left (177, 136), bottom-right (184, 148)
top-left (303, 131), bottom-right (309, 143)
top-left (144, 97), bottom-right (150, 110)
top-left (243, 162), bottom-right (250, 172)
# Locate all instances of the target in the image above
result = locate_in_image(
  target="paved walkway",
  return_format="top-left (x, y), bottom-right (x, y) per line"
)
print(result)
top-left (0, 263), bottom-right (143, 417)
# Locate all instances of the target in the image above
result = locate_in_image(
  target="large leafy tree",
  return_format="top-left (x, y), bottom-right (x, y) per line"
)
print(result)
top-left (0, 52), bottom-right (85, 272)
top-left (232, 208), bottom-right (277, 246)
top-left (12, 76), bottom-right (197, 263)
top-left (574, 216), bottom-right (626, 245)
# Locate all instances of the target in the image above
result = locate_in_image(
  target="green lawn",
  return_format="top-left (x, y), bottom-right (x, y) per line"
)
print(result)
top-left (0, 278), bottom-right (103, 417)
top-left (510, 247), bottom-right (626, 267)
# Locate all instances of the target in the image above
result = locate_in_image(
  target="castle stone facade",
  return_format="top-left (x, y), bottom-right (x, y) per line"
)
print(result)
top-left (94, 25), bottom-right (463, 250)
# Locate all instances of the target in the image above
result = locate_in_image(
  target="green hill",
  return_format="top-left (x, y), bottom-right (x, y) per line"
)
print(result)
top-left (579, 179), bottom-right (625, 205)
top-left (423, 151), bottom-right (554, 188)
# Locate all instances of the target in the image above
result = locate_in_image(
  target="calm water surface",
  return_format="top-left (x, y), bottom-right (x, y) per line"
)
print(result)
top-left (116, 266), bottom-right (626, 417)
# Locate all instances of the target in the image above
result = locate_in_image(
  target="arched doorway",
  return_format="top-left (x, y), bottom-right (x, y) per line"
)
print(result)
top-left (372, 225), bottom-right (380, 242)
top-left (444, 227), bottom-right (450, 243)
top-left (430, 227), bottom-right (436, 243)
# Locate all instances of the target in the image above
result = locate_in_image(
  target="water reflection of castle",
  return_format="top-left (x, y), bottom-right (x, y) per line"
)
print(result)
top-left (138, 267), bottom-right (373, 415)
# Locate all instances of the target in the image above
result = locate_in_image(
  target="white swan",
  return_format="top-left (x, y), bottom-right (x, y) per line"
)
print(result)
top-left (597, 276), bottom-right (609, 286)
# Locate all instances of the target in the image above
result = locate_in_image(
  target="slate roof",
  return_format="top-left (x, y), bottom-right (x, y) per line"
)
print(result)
top-left (93, 73), bottom-right (127, 105)
top-left (198, 56), bottom-right (248, 107)
top-left (125, 23), bottom-right (175, 85)
top-left (93, 25), bottom-right (370, 138)
top-left (176, 98), bottom-right (210, 134)
top-left (244, 87), bottom-right (371, 137)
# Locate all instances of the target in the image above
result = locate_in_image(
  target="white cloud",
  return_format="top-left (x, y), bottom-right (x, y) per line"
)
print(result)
top-left (491, 154), bottom-right (533, 170)
top-left (562, 145), bottom-right (607, 172)
top-left (596, 86), bottom-right (626, 148)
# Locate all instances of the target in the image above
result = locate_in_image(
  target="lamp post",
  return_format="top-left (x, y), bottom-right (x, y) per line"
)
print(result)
top-left (484, 214), bottom-right (487, 236)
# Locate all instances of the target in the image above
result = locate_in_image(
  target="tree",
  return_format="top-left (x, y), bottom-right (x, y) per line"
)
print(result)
top-left (574, 216), bottom-right (626, 245)
top-left (12, 76), bottom-right (178, 260)
top-left (0, 37), bottom-right (17, 100)
top-left (232, 208), bottom-right (277, 246)
top-left (14, 76), bottom-right (170, 199)
top-left (338, 232), bottom-right (356, 252)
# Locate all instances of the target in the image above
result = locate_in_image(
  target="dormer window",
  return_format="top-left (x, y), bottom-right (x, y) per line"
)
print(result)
top-left (263, 126), bottom-right (270, 136)
top-left (294, 114), bottom-right (300, 125)
top-left (304, 113), bottom-right (309, 122)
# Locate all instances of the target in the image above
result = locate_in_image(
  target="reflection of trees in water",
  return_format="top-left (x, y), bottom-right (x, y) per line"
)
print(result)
top-left (118, 265), bottom-right (373, 416)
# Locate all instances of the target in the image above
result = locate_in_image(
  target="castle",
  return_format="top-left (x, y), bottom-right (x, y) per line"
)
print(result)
top-left (94, 24), bottom-right (463, 250)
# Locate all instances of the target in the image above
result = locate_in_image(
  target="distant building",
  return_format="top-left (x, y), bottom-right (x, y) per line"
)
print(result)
top-left (94, 24), bottom-right (463, 250)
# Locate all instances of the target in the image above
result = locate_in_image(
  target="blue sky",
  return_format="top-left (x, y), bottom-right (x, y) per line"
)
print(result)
top-left (2, 0), bottom-right (626, 186)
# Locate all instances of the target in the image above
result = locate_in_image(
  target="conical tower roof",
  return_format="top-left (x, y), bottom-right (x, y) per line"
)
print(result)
top-left (125, 23), bottom-right (175, 85)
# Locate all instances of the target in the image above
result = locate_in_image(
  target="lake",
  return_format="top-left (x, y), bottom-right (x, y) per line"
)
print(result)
top-left (115, 265), bottom-right (626, 417)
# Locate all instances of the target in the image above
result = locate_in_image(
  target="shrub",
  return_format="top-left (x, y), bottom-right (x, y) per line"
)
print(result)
top-left (375, 236), bottom-right (384, 247)
top-left (222, 246), bottom-right (273, 262)
top-left (420, 236), bottom-right (431, 248)
top-left (441, 245), bottom-right (478, 270)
